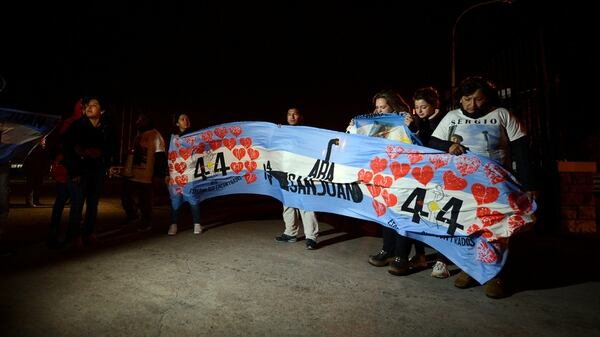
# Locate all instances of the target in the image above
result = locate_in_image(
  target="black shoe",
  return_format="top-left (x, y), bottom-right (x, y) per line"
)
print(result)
top-left (306, 239), bottom-right (317, 250)
top-left (368, 250), bottom-right (393, 267)
top-left (388, 257), bottom-right (410, 276)
top-left (275, 234), bottom-right (297, 243)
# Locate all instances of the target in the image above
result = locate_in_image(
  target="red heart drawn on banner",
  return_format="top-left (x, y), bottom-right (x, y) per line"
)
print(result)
top-left (411, 165), bottom-right (434, 186)
top-left (209, 140), bottom-right (222, 151)
top-left (429, 154), bottom-right (451, 169)
top-left (240, 137), bottom-right (252, 148)
top-left (244, 160), bottom-right (257, 172)
top-left (372, 199), bottom-right (387, 217)
top-left (471, 183), bottom-right (499, 205)
top-left (477, 241), bottom-right (498, 263)
top-left (373, 174), bottom-right (393, 188)
top-left (367, 184), bottom-right (381, 198)
top-left (477, 207), bottom-right (506, 227)
top-left (201, 131), bottom-right (213, 142)
top-left (484, 162), bottom-right (507, 184)
top-left (508, 215), bottom-right (526, 233)
top-left (408, 151), bottom-right (424, 165)
top-left (455, 156), bottom-right (481, 176)
top-left (175, 187), bottom-right (183, 195)
top-left (223, 138), bottom-right (236, 150)
top-left (467, 224), bottom-right (480, 235)
top-left (168, 151), bottom-right (178, 162)
top-left (233, 148), bottom-right (246, 160)
top-left (508, 192), bottom-right (532, 213)
top-left (244, 172), bottom-right (257, 184)
top-left (174, 175), bottom-right (188, 187)
top-left (229, 126), bottom-right (242, 137)
top-left (178, 148), bottom-right (192, 161)
top-left (174, 138), bottom-right (181, 148)
top-left (357, 169), bottom-right (373, 184)
top-left (443, 170), bottom-right (467, 190)
top-left (214, 127), bottom-right (228, 139)
top-left (382, 189), bottom-right (397, 207)
top-left (248, 148), bottom-right (260, 160)
top-left (370, 156), bottom-right (388, 174)
top-left (390, 162), bottom-right (410, 180)
top-left (193, 143), bottom-right (206, 155)
top-left (385, 145), bottom-right (404, 159)
top-left (230, 162), bottom-right (244, 174)
top-left (174, 162), bottom-right (187, 174)
top-left (184, 137), bottom-right (196, 146)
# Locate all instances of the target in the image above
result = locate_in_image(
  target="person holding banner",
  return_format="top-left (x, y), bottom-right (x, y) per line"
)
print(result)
top-left (429, 76), bottom-right (535, 298)
top-left (62, 97), bottom-right (118, 249)
top-left (167, 113), bottom-right (203, 236)
top-left (348, 90), bottom-right (423, 276)
top-left (274, 107), bottom-right (319, 250)
top-left (410, 86), bottom-right (453, 279)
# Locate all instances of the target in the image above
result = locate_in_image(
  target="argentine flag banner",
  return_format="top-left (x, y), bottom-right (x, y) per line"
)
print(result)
top-left (167, 121), bottom-right (536, 284)
top-left (0, 107), bottom-right (60, 164)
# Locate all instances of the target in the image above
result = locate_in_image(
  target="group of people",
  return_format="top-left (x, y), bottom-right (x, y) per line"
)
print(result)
top-left (1, 75), bottom-right (534, 298)
top-left (45, 99), bottom-right (204, 249)
top-left (274, 76), bottom-right (535, 299)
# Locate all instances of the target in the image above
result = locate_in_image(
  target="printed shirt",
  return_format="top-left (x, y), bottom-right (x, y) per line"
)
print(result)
top-left (431, 107), bottom-right (526, 167)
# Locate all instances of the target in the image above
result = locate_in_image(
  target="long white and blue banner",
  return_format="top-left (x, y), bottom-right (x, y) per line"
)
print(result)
top-left (167, 121), bottom-right (536, 284)
top-left (0, 107), bottom-right (60, 163)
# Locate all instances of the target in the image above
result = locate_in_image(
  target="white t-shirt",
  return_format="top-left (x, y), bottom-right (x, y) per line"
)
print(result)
top-left (431, 107), bottom-right (526, 167)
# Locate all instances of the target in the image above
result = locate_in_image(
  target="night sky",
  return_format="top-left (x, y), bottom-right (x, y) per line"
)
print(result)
top-left (0, 1), bottom-right (586, 132)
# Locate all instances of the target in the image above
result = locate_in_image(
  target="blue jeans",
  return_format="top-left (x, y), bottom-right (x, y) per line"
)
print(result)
top-left (170, 195), bottom-right (200, 224)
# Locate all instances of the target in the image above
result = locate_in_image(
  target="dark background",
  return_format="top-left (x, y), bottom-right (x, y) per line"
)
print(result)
top-left (0, 0), bottom-right (596, 158)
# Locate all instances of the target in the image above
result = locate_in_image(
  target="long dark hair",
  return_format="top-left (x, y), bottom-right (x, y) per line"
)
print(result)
top-left (372, 90), bottom-right (410, 113)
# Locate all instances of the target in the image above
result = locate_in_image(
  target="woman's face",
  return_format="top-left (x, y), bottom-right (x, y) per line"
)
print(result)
top-left (85, 99), bottom-right (102, 119)
top-left (177, 114), bottom-right (191, 131)
top-left (460, 89), bottom-right (488, 114)
top-left (413, 99), bottom-right (436, 119)
top-left (374, 98), bottom-right (393, 113)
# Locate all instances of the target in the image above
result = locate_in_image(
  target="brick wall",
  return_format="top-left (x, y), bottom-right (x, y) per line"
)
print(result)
top-left (558, 162), bottom-right (597, 233)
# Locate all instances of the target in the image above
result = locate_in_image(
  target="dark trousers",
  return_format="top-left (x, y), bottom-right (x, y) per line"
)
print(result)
top-left (49, 182), bottom-right (69, 242)
top-left (381, 226), bottom-right (411, 259)
top-left (66, 170), bottom-right (105, 239)
top-left (121, 179), bottom-right (153, 226)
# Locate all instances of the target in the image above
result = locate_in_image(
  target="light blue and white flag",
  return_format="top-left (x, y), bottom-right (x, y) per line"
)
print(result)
top-left (167, 121), bottom-right (536, 284)
top-left (0, 108), bottom-right (60, 164)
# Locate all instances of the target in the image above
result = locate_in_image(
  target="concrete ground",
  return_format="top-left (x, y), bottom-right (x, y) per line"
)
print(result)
top-left (1, 180), bottom-right (599, 337)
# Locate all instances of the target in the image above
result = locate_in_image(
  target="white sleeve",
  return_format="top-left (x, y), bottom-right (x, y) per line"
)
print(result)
top-left (346, 119), bottom-right (357, 134)
top-left (501, 108), bottom-right (526, 141)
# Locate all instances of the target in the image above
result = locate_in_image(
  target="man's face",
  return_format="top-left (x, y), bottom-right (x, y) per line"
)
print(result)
top-left (287, 109), bottom-right (302, 125)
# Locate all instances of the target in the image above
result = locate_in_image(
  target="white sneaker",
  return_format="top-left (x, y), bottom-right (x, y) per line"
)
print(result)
top-left (431, 261), bottom-right (450, 279)
top-left (193, 224), bottom-right (203, 235)
top-left (167, 224), bottom-right (177, 236)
